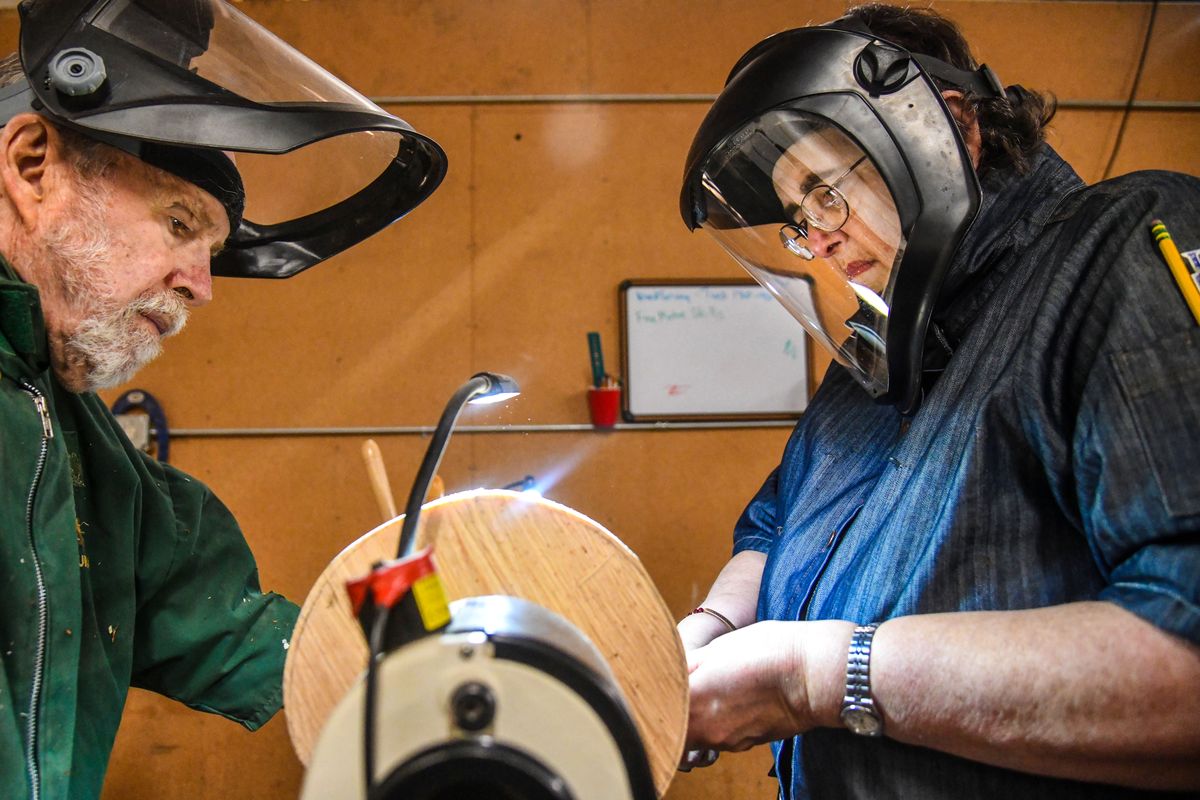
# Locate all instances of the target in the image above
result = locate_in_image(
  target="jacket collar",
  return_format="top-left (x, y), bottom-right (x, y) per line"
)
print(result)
top-left (0, 254), bottom-right (50, 374)
top-left (914, 146), bottom-right (1083, 395)
top-left (934, 144), bottom-right (1085, 342)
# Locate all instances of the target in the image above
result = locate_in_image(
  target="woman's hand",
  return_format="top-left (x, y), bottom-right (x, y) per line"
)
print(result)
top-left (685, 620), bottom-right (854, 753)
top-left (673, 550), bottom-right (770, 770)
top-left (677, 609), bottom-right (735, 653)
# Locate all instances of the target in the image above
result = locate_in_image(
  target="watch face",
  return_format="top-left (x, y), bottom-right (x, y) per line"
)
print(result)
top-left (840, 704), bottom-right (883, 737)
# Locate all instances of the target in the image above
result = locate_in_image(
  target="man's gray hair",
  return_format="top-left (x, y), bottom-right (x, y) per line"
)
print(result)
top-left (0, 53), bottom-right (21, 87)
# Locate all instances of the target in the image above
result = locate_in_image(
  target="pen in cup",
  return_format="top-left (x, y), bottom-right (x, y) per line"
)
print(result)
top-left (586, 332), bottom-right (621, 426)
top-left (587, 331), bottom-right (606, 387)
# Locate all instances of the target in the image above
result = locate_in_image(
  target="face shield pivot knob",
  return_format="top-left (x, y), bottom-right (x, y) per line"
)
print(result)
top-left (49, 48), bottom-right (107, 98)
top-left (854, 43), bottom-right (913, 96)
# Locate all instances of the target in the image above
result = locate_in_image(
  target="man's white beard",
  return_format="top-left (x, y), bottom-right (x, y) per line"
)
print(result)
top-left (43, 186), bottom-right (190, 392)
top-left (67, 291), bottom-right (188, 390)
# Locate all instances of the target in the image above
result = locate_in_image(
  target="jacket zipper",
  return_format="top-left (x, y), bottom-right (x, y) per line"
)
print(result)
top-left (18, 379), bottom-right (52, 800)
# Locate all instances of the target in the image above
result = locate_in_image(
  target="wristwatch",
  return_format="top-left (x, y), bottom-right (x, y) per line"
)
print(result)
top-left (839, 624), bottom-right (884, 737)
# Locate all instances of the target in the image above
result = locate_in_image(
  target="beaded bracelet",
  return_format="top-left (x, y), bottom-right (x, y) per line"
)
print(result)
top-left (688, 606), bottom-right (736, 632)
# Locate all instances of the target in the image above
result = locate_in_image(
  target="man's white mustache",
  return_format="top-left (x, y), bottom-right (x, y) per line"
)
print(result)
top-left (127, 290), bottom-right (189, 337)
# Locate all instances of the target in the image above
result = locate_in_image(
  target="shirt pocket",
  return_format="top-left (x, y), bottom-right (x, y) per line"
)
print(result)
top-left (1111, 328), bottom-right (1200, 518)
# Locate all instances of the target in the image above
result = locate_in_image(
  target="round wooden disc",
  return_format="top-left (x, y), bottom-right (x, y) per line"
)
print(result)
top-left (283, 489), bottom-right (687, 796)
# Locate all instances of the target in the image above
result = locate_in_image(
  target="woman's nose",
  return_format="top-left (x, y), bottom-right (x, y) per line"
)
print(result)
top-left (806, 226), bottom-right (846, 259)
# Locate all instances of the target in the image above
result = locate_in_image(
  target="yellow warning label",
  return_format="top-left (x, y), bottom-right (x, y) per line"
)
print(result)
top-left (411, 573), bottom-right (451, 631)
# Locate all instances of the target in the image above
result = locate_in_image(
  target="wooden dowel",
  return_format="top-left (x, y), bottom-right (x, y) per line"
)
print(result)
top-left (426, 473), bottom-right (445, 503)
top-left (361, 439), bottom-right (397, 522)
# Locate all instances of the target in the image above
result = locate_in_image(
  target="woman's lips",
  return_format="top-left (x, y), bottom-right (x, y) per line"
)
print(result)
top-left (844, 260), bottom-right (874, 279)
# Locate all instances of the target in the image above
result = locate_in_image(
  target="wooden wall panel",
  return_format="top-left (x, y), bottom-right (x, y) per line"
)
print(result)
top-left (0, 12), bottom-right (12, 53)
top-left (227, 1), bottom-right (1191, 103)
top-left (102, 702), bottom-right (300, 800)
top-left (668, 750), bottom-right (779, 798)
top-left (588, 0), bottom-right (849, 92)
top-left (0, 1), bottom-right (1192, 799)
top-left (2, 2), bottom-right (1197, 102)
top-left (945, 1), bottom-right (1153, 100)
top-left (1104, 111), bottom-right (1200, 181)
top-left (469, 103), bottom-right (744, 422)
top-left (1048, 109), bottom-right (1200, 185)
top-left (233, 0), bottom-right (595, 96)
top-left (1046, 109), bottom-right (1128, 184)
top-left (1133, 2), bottom-right (1200, 103)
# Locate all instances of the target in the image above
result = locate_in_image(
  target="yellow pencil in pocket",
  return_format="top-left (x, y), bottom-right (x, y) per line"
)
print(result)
top-left (1151, 219), bottom-right (1200, 326)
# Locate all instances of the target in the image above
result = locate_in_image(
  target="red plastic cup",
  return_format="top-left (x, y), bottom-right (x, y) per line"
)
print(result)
top-left (587, 386), bottom-right (622, 428)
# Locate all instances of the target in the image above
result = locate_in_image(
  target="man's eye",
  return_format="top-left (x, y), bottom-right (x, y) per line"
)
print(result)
top-left (169, 216), bottom-right (192, 235)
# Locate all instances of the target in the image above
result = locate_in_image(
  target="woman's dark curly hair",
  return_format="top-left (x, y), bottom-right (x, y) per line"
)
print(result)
top-left (845, 4), bottom-right (1056, 176)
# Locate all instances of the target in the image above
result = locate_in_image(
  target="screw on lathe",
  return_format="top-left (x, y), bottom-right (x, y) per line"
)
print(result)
top-left (451, 682), bottom-right (495, 731)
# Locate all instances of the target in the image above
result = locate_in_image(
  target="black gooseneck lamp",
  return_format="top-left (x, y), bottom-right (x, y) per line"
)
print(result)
top-left (359, 371), bottom-right (520, 797)
top-left (394, 371), bottom-right (520, 559)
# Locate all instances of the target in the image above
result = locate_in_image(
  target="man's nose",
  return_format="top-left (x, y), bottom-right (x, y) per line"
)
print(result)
top-left (170, 252), bottom-right (213, 306)
top-left (807, 227), bottom-right (846, 259)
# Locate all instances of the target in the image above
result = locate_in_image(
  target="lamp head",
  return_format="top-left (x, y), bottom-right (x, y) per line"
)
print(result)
top-left (395, 371), bottom-right (522, 561)
top-left (467, 372), bottom-right (521, 405)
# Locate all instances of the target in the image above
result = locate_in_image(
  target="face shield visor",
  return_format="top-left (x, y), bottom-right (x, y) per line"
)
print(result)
top-left (4, 0), bottom-right (447, 278)
top-left (698, 110), bottom-right (905, 398)
top-left (681, 22), bottom-right (1003, 413)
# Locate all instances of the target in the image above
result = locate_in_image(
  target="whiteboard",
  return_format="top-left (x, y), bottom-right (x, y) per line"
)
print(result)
top-left (619, 280), bottom-right (810, 421)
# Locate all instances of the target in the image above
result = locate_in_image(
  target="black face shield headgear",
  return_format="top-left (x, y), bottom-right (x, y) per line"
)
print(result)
top-left (679, 18), bottom-right (1002, 414)
top-left (2, 0), bottom-right (447, 279)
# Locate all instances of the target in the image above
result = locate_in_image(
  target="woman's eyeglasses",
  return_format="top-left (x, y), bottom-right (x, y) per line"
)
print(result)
top-left (778, 154), bottom-right (868, 260)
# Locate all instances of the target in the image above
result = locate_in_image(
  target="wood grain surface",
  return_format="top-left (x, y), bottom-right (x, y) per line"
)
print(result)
top-left (283, 489), bottom-right (688, 796)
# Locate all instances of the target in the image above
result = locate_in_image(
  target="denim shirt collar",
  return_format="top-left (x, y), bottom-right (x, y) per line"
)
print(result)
top-left (934, 145), bottom-right (1085, 342)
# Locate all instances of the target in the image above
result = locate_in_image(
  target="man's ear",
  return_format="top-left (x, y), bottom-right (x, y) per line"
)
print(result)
top-left (0, 113), bottom-right (69, 229)
top-left (941, 90), bottom-right (983, 169)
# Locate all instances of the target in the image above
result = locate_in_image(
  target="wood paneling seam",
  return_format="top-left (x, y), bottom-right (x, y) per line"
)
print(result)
top-left (372, 94), bottom-right (1200, 111)
top-left (155, 421), bottom-right (798, 438)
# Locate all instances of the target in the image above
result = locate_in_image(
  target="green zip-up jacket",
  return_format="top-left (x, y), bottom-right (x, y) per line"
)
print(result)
top-left (0, 257), bottom-right (300, 800)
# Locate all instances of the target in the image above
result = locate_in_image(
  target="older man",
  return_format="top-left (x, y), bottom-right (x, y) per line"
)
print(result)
top-left (677, 4), bottom-right (1200, 799)
top-left (0, 2), bottom-right (444, 798)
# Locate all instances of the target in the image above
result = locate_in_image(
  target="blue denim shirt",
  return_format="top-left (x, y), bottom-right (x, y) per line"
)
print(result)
top-left (734, 147), bottom-right (1200, 799)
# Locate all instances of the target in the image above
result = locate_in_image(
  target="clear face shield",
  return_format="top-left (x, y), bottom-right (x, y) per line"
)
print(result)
top-left (9, 0), bottom-right (447, 278)
top-left (697, 110), bottom-right (906, 397)
top-left (87, 0), bottom-right (398, 226)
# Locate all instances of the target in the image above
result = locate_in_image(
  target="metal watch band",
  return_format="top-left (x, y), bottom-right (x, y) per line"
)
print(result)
top-left (840, 623), bottom-right (884, 737)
